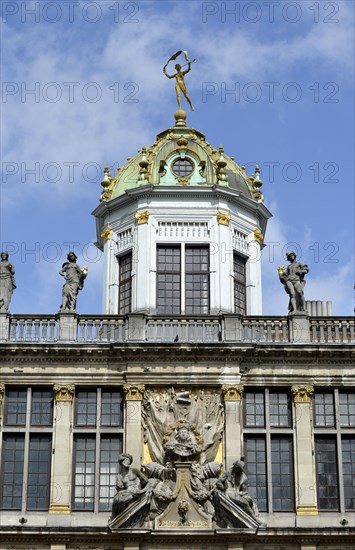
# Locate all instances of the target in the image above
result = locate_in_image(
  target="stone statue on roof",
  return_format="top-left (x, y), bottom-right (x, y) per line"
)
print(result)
top-left (0, 252), bottom-right (16, 312)
top-left (278, 252), bottom-right (309, 314)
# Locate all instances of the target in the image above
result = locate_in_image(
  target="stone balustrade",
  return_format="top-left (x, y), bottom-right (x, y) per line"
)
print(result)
top-left (0, 312), bottom-right (354, 344)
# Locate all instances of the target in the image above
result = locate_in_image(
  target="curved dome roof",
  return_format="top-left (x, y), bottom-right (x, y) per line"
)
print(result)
top-left (99, 111), bottom-right (264, 204)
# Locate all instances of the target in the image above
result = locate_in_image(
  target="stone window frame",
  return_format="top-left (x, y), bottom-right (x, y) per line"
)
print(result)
top-left (242, 387), bottom-right (295, 513)
top-left (72, 387), bottom-right (124, 513)
top-left (313, 388), bottom-right (355, 512)
top-left (117, 250), bottom-right (133, 315)
top-left (233, 252), bottom-right (247, 315)
top-left (0, 386), bottom-right (54, 512)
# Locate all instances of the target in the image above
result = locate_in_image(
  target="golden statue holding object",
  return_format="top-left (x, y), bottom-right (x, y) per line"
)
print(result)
top-left (163, 51), bottom-right (196, 111)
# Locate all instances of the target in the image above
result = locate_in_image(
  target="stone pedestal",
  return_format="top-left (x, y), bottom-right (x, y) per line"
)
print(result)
top-left (289, 313), bottom-right (310, 343)
top-left (0, 312), bottom-right (10, 341)
top-left (58, 312), bottom-right (77, 341)
top-left (223, 315), bottom-right (242, 341)
top-left (127, 313), bottom-right (146, 341)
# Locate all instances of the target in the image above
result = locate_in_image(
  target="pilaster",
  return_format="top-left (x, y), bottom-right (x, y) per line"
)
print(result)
top-left (0, 312), bottom-right (10, 341)
top-left (123, 384), bottom-right (145, 468)
top-left (221, 384), bottom-right (243, 469)
top-left (49, 384), bottom-right (75, 514)
top-left (292, 385), bottom-right (318, 516)
top-left (58, 313), bottom-right (78, 341)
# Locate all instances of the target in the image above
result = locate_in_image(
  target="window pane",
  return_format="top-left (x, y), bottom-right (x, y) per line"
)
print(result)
top-left (118, 252), bottom-right (132, 315)
top-left (185, 247), bottom-right (209, 315)
top-left (314, 392), bottom-right (335, 427)
top-left (73, 437), bottom-right (96, 511)
top-left (99, 436), bottom-right (122, 511)
top-left (75, 390), bottom-right (97, 426)
top-left (271, 437), bottom-right (294, 511)
top-left (339, 393), bottom-right (355, 427)
top-left (27, 436), bottom-right (51, 510)
top-left (5, 389), bottom-right (27, 425)
top-left (315, 437), bottom-right (339, 510)
top-left (342, 437), bottom-right (355, 510)
top-left (1, 436), bottom-right (24, 509)
top-left (245, 437), bottom-right (267, 511)
top-left (31, 390), bottom-right (53, 426)
top-left (172, 158), bottom-right (194, 177)
top-left (157, 246), bottom-right (181, 314)
top-left (101, 390), bottom-right (123, 427)
top-left (244, 391), bottom-right (265, 427)
top-left (269, 392), bottom-right (291, 427)
top-left (233, 253), bottom-right (246, 314)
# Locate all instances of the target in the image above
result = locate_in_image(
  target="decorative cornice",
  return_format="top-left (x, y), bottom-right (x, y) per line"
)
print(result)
top-left (123, 384), bottom-right (145, 401)
top-left (100, 226), bottom-right (112, 242)
top-left (291, 385), bottom-right (314, 403)
top-left (135, 210), bottom-right (149, 225)
top-left (54, 384), bottom-right (75, 402)
top-left (217, 210), bottom-right (231, 226)
top-left (254, 228), bottom-right (263, 244)
top-left (296, 504), bottom-right (318, 515)
top-left (221, 384), bottom-right (244, 401)
top-left (0, 383), bottom-right (5, 401)
top-left (49, 503), bottom-right (71, 514)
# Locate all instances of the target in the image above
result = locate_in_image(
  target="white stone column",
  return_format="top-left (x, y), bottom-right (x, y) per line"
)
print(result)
top-left (222, 385), bottom-right (243, 469)
top-left (49, 384), bottom-right (75, 515)
top-left (216, 211), bottom-right (233, 314)
top-left (123, 384), bottom-right (145, 469)
top-left (247, 230), bottom-right (262, 315)
top-left (135, 211), bottom-right (150, 312)
top-left (292, 385), bottom-right (318, 516)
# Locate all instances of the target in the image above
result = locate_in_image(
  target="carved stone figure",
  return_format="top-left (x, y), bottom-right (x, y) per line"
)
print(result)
top-left (164, 420), bottom-right (201, 461)
top-left (59, 252), bottom-right (88, 312)
top-left (0, 252), bottom-right (16, 311)
top-left (278, 252), bottom-right (309, 314)
top-left (215, 458), bottom-right (261, 525)
top-left (189, 462), bottom-right (222, 516)
top-left (142, 461), bottom-right (177, 517)
top-left (111, 453), bottom-right (149, 520)
top-left (163, 51), bottom-right (195, 111)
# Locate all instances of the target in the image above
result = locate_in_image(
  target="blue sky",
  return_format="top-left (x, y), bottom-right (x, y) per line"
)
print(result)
top-left (1, 0), bottom-right (354, 315)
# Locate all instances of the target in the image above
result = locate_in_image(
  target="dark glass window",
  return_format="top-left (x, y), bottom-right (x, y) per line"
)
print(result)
top-left (233, 253), bottom-right (246, 314)
top-left (315, 437), bottom-right (339, 510)
top-left (73, 437), bottom-right (96, 511)
top-left (75, 390), bottom-right (97, 426)
top-left (245, 391), bottom-right (265, 427)
top-left (271, 437), bottom-right (294, 511)
top-left (314, 392), bottom-right (335, 427)
top-left (185, 246), bottom-right (209, 315)
top-left (172, 158), bottom-right (193, 177)
top-left (99, 436), bottom-right (122, 511)
top-left (157, 246), bottom-right (181, 314)
top-left (31, 390), bottom-right (53, 426)
top-left (339, 393), bottom-right (355, 427)
top-left (1, 435), bottom-right (25, 509)
top-left (5, 389), bottom-right (27, 425)
top-left (118, 252), bottom-right (132, 315)
top-left (269, 392), bottom-right (291, 427)
top-left (342, 438), bottom-right (355, 510)
top-left (245, 437), bottom-right (267, 511)
top-left (27, 436), bottom-right (51, 510)
top-left (101, 390), bottom-right (123, 427)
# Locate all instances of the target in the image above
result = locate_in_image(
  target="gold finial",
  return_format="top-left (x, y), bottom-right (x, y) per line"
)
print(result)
top-left (138, 146), bottom-right (149, 184)
top-left (100, 165), bottom-right (114, 202)
top-left (216, 145), bottom-right (228, 184)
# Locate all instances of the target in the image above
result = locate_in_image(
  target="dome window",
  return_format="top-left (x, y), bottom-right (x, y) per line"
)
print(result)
top-left (172, 158), bottom-right (194, 178)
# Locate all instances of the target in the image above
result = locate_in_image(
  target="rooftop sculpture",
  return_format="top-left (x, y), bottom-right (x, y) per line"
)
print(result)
top-left (163, 50), bottom-right (196, 112)
top-left (0, 252), bottom-right (16, 312)
top-left (278, 252), bottom-right (309, 314)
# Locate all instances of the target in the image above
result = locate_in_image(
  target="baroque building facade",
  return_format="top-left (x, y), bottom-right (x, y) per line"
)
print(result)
top-left (0, 109), bottom-right (354, 550)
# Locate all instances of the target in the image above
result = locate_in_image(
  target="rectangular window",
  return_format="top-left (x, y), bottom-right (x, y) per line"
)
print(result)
top-left (339, 392), bottom-right (355, 427)
top-left (1, 387), bottom-right (54, 512)
top-left (315, 437), bottom-right (339, 510)
top-left (1, 435), bottom-right (25, 510)
top-left (157, 246), bottom-right (181, 314)
top-left (314, 392), bottom-right (335, 427)
top-left (185, 246), bottom-right (209, 315)
top-left (27, 435), bottom-right (51, 510)
top-left (233, 253), bottom-right (246, 314)
top-left (244, 436), bottom-right (267, 512)
top-left (72, 388), bottom-right (124, 513)
top-left (271, 437), bottom-right (294, 511)
top-left (118, 252), bottom-right (132, 315)
top-left (342, 437), bottom-right (355, 510)
top-left (243, 388), bottom-right (294, 513)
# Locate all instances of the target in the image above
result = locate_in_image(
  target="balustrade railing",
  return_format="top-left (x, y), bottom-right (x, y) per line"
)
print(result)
top-left (1, 313), bottom-right (354, 344)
